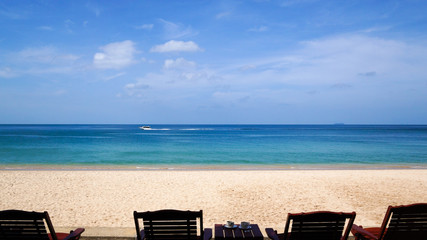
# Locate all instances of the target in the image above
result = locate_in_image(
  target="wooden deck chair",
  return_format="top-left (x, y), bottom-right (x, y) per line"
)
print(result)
top-left (0, 209), bottom-right (84, 240)
top-left (351, 203), bottom-right (427, 240)
top-left (134, 209), bottom-right (212, 240)
top-left (265, 211), bottom-right (356, 240)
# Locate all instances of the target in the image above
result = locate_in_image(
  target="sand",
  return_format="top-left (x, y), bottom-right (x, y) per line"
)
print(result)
top-left (1, 169), bottom-right (427, 237)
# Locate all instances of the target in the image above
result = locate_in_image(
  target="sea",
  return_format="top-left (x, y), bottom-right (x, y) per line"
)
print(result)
top-left (1, 124), bottom-right (427, 170)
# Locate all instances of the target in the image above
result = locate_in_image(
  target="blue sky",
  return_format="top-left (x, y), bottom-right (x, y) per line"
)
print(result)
top-left (1, 0), bottom-right (427, 124)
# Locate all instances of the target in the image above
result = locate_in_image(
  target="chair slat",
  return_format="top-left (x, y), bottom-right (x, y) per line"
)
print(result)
top-left (284, 211), bottom-right (356, 240)
top-left (349, 203), bottom-right (427, 240)
top-left (389, 222), bottom-right (427, 227)
top-left (145, 235), bottom-right (198, 240)
top-left (384, 205), bottom-right (427, 240)
top-left (143, 220), bottom-right (197, 225)
top-left (146, 230), bottom-right (197, 234)
top-left (292, 221), bottom-right (346, 226)
top-left (290, 232), bottom-right (342, 239)
top-left (291, 227), bottom-right (345, 231)
top-left (135, 209), bottom-right (204, 240)
top-left (0, 210), bottom-right (52, 240)
top-left (145, 226), bottom-right (197, 230)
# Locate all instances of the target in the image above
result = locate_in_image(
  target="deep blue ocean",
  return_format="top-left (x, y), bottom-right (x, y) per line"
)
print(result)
top-left (1, 124), bottom-right (427, 169)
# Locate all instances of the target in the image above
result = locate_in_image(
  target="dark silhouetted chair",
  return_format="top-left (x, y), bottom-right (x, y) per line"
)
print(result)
top-left (265, 211), bottom-right (356, 240)
top-left (133, 209), bottom-right (212, 240)
top-left (0, 209), bottom-right (84, 240)
top-left (351, 203), bottom-right (427, 240)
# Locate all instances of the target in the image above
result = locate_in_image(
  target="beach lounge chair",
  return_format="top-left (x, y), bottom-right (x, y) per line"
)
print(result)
top-left (351, 203), bottom-right (427, 240)
top-left (134, 209), bottom-right (212, 240)
top-left (0, 209), bottom-right (84, 240)
top-left (265, 211), bottom-right (356, 240)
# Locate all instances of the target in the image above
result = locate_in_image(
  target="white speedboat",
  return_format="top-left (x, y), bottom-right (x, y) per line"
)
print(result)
top-left (139, 126), bottom-right (152, 130)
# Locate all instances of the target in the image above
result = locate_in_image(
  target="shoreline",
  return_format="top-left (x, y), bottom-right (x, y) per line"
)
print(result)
top-left (1, 163), bottom-right (427, 171)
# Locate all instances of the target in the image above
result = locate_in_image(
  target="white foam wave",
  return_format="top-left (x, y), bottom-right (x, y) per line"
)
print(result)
top-left (180, 128), bottom-right (214, 131)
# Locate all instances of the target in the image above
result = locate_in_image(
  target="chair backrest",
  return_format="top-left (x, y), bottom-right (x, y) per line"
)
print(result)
top-left (284, 211), bottom-right (356, 240)
top-left (134, 209), bottom-right (204, 240)
top-left (0, 210), bottom-right (57, 240)
top-left (379, 203), bottom-right (427, 240)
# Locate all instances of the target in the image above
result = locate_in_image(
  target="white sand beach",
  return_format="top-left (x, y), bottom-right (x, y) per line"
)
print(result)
top-left (1, 169), bottom-right (427, 237)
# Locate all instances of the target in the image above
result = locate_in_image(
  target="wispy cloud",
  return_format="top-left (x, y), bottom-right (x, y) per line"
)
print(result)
top-left (53, 89), bottom-right (67, 96)
top-left (0, 45), bottom-right (83, 77)
top-left (248, 26), bottom-right (268, 32)
top-left (93, 40), bottom-right (137, 69)
top-left (0, 8), bottom-right (26, 19)
top-left (105, 72), bottom-right (126, 81)
top-left (64, 19), bottom-right (74, 34)
top-left (159, 19), bottom-right (198, 39)
top-left (136, 24), bottom-right (154, 30)
top-left (280, 0), bottom-right (319, 7)
top-left (37, 26), bottom-right (53, 31)
top-left (115, 32), bottom-right (427, 123)
top-left (0, 67), bottom-right (15, 78)
top-left (124, 81), bottom-right (150, 97)
top-left (151, 40), bottom-right (202, 53)
top-left (17, 47), bottom-right (57, 63)
top-left (85, 3), bottom-right (101, 17)
top-left (164, 58), bottom-right (196, 70)
top-left (216, 11), bottom-right (231, 19)
top-left (240, 65), bottom-right (256, 71)
top-left (15, 46), bottom-right (80, 64)
top-left (359, 26), bottom-right (392, 33)
top-left (358, 71), bottom-right (377, 77)
top-left (122, 60), bottom-right (215, 100)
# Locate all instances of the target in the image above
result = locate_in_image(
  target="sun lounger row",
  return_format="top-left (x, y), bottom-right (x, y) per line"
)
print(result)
top-left (1, 203), bottom-right (426, 240)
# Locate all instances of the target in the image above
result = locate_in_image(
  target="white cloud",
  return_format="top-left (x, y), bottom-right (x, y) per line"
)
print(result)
top-left (119, 34), bottom-right (427, 123)
top-left (125, 82), bottom-right (150, 90)
top-left (164, 58), bottom-right (196, 70)
top-left (124, 81), bottom-right (151, 97)
top-left (93, 40), bottom-right (137, 69)
top-left (151, 40), bottom-right (202, 53)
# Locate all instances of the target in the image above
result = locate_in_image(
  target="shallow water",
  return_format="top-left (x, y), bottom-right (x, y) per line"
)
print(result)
top-left (1, 124), bottom-right (427, 169)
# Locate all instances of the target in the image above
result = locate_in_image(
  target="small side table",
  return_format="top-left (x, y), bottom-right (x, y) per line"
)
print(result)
top-left (214, 224), bottom-right (264, 240)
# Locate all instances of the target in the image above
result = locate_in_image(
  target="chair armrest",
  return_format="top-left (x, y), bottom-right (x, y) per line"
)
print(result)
top-left (351, 225), bottom-right (378, 240)
top-left (139, 229), bottom-right (145, 240)
top-left (265, 228), bottom-right (280, 240)
top-left (204, 228), bottom-right (212, 240)
top-left (63, 228), bottom-right (85, 240)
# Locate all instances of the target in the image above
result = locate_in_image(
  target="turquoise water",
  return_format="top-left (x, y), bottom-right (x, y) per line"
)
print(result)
top-left (1, 124), bottom-right (427, 169)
